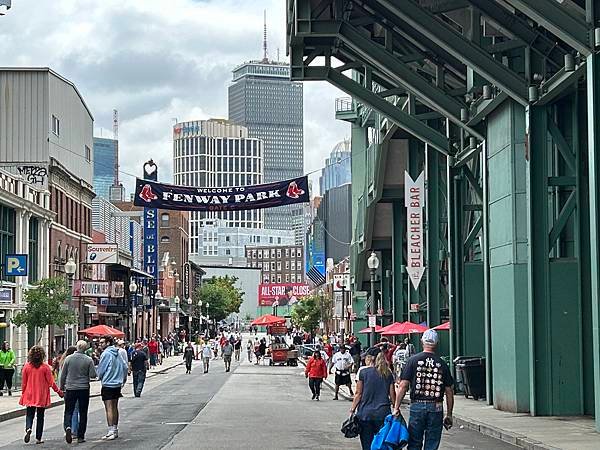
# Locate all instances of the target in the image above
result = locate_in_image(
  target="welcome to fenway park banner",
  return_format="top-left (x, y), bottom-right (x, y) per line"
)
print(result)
top-left (133, 176), bottom-right (310, 211)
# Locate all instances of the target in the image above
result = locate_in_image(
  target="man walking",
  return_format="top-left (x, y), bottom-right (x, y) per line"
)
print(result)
top-left (234, 336), bottom-right (242, 362)
top-left (393, 329), bottom-right (454, 450)
top-left (202, 344), bottom-right (212, 373)
top-left (222, 340), bottom-right (234, 372)
top-left (183, 342), bottom-right (195, 374)
top-left (330, 345), bottom-right (354, 400)
top-left (59, 340), bottom-right (96, 444)
top-left (148, 336), bottom-right (159, 368)
top-left (129, 343), bottom-right (149, 397)
top-left (97, 336), bottom-right (128, 441)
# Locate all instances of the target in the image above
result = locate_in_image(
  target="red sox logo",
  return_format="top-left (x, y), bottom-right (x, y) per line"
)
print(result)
top-left (286, 181), bottom-right (305, 199)
top-left (139, 184), bottom-right (158, 203)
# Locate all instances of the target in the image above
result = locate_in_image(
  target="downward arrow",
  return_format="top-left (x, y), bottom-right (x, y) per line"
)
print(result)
top-left (407, 266), bottom-right (425, 290)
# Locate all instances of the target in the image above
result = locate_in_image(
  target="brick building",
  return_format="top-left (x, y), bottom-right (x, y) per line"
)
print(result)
top-left (245, 245), bottom-right (305, 284)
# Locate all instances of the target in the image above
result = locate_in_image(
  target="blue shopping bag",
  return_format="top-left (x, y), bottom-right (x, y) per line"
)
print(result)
top-left (371, 414), bottom-right (409, 450)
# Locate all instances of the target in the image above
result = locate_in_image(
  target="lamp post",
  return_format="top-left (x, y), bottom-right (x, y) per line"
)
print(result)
top-left (198, 300), bottom-right (203, 335)
top-left (154, 290), bottom-right (163, 335)
top-left (206, 303), bottom-right (210, 338)
top-left (129, 279), bottom-right (138, 341)
top-left (64, 258), bottom-right (77, 340)
top-left (367, 251), bottom-right (380, 348)
top-left (174, 295), bottom-right (180, 331)
top-left (187, 297), bottom-right (193, 337)
top-left (318, 288), bottom-right (324, 333)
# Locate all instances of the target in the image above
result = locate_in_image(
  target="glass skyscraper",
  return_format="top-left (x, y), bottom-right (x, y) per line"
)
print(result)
top-left (319, 140), bottom-right (351, 195)
top-left (92, 137), bottom-right (117, 199)
top-left (228, 60), bottom-right (303, 230)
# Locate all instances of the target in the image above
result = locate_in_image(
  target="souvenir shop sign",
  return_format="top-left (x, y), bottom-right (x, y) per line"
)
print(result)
top-left (133, 176), bottom-right (310, 211)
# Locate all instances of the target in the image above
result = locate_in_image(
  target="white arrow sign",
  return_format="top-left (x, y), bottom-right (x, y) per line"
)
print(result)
top-left (405, 171), bottom-right (425, 290)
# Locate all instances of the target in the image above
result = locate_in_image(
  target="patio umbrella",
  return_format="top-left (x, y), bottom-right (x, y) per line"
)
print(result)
top-left (433, 321), bottom-right (450, 331)
top-left (78, 324), bottom-right (125, 338)
top-left (381, 321), bottom-right (428, 336)
top-left (250, 314), bottom-right (285, 326)
top-left (358, 325), bottom-right (384, 334)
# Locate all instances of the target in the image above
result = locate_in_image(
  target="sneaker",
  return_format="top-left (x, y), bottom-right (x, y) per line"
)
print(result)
top-left (105, 433), bottom-right (117, 441)
top-left (101, 433), bottom-right (112, 440)
top-left (24, 429), bottom-right (32, 443)
top-left (77, 438), bottom-right (86, 443)
top-left (333, 396), bottom-right (338, 400)
top-left (35, 440), bottom-right (44, 445)
top-left (65, 427), bottom-right (72, 444)
top-left (311, 394), bottom-right (316, 400)
top-left (316, 396), bottom-right (320, 401)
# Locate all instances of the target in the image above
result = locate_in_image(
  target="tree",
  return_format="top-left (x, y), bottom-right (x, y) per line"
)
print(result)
top-left (12, 277), bottom-right (77, 341)
top-left (291, 294), bottom-right (322, 334)
top-left (192, 276), bottom-right (244, 323)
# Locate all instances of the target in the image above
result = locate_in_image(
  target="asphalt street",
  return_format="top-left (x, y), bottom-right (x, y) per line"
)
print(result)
top-left (0, 354), bottom-right (519, 449)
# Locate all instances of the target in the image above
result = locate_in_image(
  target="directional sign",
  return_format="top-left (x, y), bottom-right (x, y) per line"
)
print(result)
top-left (4, 254), bottom-right (28, 277)
top-left (405, 172), bottom-right (425, 290)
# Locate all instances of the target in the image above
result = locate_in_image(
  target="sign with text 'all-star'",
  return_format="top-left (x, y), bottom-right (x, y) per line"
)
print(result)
top-left (4, 254), bottom-right (27, 277)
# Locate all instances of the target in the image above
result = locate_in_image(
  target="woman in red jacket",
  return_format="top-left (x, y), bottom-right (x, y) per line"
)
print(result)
top-left (20, 346), bottom-right (63, 444)
top-left (305, 350), bottom-right (327, 401)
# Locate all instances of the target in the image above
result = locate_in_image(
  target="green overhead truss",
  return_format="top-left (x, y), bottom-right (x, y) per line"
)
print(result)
top-left (288, 0), bottom-right (600, 429)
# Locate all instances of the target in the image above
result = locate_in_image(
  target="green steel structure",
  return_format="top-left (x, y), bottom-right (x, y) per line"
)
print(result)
top-left (287, 0), bottom-right (600, 429)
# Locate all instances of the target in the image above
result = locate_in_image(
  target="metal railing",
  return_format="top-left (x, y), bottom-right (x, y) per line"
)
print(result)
top-left (335, 97), bottom-right (355, 113)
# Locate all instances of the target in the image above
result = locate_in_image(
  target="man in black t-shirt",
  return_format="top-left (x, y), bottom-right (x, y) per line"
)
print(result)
top-left (129, 343), bottom-right (149, 398)
top-left (393, 329), bottom-right (454, 450)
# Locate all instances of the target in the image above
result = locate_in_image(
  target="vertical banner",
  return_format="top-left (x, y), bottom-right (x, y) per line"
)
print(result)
top-left (143, 160), bottom-right (158, 282)
top-left (405, 171), bottom-right (425, 289)
top-left (183, 262), bottom-right (190, 300)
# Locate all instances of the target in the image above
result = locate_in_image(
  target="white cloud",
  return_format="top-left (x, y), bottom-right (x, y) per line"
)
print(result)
top-left (0, 0), bottom-right (348, 194)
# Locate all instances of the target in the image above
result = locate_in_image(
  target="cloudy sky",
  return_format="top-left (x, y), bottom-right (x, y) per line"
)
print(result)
top-left (0, 0), bottom-right (349, 194)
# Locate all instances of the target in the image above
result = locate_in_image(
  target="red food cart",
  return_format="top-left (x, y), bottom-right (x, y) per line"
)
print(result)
top-left (269, 325), bottom-right (289, 365)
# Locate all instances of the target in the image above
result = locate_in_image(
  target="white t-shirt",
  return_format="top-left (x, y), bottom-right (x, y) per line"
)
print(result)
top-left (202, 346), bottom-right (212, 358)
top-left (331, 352), bottom-right (353, 371)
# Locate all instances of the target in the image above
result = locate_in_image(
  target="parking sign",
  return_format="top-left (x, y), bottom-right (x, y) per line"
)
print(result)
top-left (4, 254), bottom-right (28, 277)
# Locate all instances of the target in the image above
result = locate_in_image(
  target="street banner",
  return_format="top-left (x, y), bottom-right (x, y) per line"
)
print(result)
top-left (258, 283), bottom-right (310, 306)
top-left (133, 175), bottom-right (309, 211)
top-left (405, 171), bottom-right (425, 290)
top-left (142, 160), bottom-right (158, 280)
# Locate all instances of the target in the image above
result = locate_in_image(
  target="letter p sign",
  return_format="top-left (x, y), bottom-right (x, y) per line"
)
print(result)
top-left (4, 254), bottom-right (28, 277)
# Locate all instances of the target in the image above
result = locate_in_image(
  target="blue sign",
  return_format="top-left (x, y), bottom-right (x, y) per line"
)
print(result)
top-left (142, 160), bottom-right (158, 283)
top-left (4, 254), bottom-right (28, 277)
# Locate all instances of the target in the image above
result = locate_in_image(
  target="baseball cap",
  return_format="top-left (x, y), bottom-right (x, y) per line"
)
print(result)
top-left (421, 329), bottom-right (439, 345)
top-left (365, 346), bottom-right (381, 357)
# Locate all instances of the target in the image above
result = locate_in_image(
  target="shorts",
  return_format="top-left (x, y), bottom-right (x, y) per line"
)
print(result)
top-left (101, 386), bottom-right (123, 401)
top-left (223, 355), bottom-right (232, 362)
top-left (335, 372), bottom-right (352, 386)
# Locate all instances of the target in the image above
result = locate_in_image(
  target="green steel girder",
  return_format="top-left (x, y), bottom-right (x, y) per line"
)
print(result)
top-left (366, 0), bottom-right (529, 105)
top-left (465, 0), bottom-right (565, 67)
top-left (301, 20), bottom-right (484, 139)
top-left (537, 64), bottom-right (587, 106)
top-left (299, 65), bottom-right (451, 154)
top-left (503, 0), bottom-right (590, 56)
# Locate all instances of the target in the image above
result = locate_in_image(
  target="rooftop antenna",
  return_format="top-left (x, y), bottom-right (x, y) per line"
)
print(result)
top-left (277, 47), bottom-right (280, 62)
top-left (262, 10), bottom-right (268, 62)
top-left (112, 109), bottom-right (119, 184)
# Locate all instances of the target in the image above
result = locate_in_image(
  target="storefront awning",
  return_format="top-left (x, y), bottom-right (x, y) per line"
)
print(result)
top-left (130, 268), bottom-right (154, 278)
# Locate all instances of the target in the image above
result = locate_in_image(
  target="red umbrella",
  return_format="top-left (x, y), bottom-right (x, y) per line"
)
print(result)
top-left (78, 324), bottom-right (125, 338)
top-left (433, 321), bottom-right (450, 331)
top-left (358, 325), bottom-right (384, 334)
top-left (251, 314), bottom-right (285, 326)
top-left (381, 321), bottom-right (428, 336)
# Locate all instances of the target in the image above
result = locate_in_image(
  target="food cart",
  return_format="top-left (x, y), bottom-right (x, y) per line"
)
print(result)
top-left (269, 325), bottom-right (289, 365)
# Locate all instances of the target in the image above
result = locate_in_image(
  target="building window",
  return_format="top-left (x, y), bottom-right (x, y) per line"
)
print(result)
top-left (285, 261), bottom-right (289, 270)
top-left (285, 274), bottom-right (290, 283)
top-left (285, 248), bottom-right (289, 257)
top-left (28, 218), bottom-right (39, 282)
top-left (271, 262), bottom-right (276, 271)
top-left (225, 236), bottom-right (230, 242)
top-left (51, 115), bottom-right (60, 136)
top-left (226, 249), bottom-right (231, 255)
top-left (277, 274), bottom-right (282, 283)
top-left (0, 205), bottom-right (15, 282)
top-left (161, 213), bottom-right (170, 227)
top-left (277, 249), bottom-right (281, 258)
top-left (271, 249), bottom-right (275, 258)
top-left (258, 250), bottom-right (262, 258)
top-left (277, 261), bottom-right (281, 271)
top-left (161, 236), bottom-right (170, 243)
top-left (278, 237), bottom-right (282, 244)
top-left (85, 145), bottom-right (91, 162)
top-left (271, 274), bottom-right (276, 283)
top-left (291, 274), bottom-right (296, 283)
top-left (291, 261), bottom-right (296, 270)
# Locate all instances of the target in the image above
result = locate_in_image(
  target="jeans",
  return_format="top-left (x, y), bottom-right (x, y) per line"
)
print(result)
top-left (308, 378), bottom-right (322, 397)
top-left (71, 401), bottom-right (79, 436)
top-left (25, 407), bottom-right (45, 440)
top-left (358, 418), bottom-right (385, 450)
top-left (0, 368), bottom-right (14, 391)
top-left (132, 370), bottom-right (146, 397)
top-left (64, 390), bottom-right (89, 439)
top-left (407, 402), bottom-right (444, 450)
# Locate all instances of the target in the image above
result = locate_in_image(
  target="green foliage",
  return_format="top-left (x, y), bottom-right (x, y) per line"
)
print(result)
top-left (193, 276), bottom-right (244, 322)
top-left (291, 294), bottom-right (323, 333)
top-left (12, 277), bottom-right (77, 330)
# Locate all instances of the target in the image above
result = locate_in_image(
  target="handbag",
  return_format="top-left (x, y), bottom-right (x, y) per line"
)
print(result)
top-left (341, 414), bottom-right (362, 439)
top-left (370, 414), bottom-right (409, 450)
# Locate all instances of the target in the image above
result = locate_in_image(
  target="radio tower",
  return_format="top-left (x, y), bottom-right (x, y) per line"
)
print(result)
top-left (112, 109), bottom-right (119, 185)
top-left (262, 10), bottom-right (268, 63)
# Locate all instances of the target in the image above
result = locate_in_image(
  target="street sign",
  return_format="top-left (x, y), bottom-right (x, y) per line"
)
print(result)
top-left (368, 315), bottom-right (377, 328)
top-left (405, 171), bottom-right (426, 290)
top-left (4, 254), bottom-right (27, 276)
top-left (333, 274), bottom-right (350, 292)
top-left (410, 303), bottom-right (420, 312)
top-left (0, 288), bottom-right (12, 303)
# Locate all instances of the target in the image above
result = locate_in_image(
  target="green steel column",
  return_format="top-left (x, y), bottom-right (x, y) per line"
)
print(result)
top-left (586, 50), bottom-right (600, 431)
top-left (426, 146), bottom-right (441, 328)
top-left (447, 163), bottom-right (459, 365)
top-left (392, 201), bottom-right (406, 323)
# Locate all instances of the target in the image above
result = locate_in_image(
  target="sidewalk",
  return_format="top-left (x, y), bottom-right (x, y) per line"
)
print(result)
top-left (0, 355), bottom-right (183, 423)
top-left (453, 396), bottom-right (598, 450)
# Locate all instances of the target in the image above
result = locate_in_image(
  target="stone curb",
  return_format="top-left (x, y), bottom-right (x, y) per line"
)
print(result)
top-left (453, 416), bottom-right (561, 450)
top-left (0, 360), bottom-right (184, 424)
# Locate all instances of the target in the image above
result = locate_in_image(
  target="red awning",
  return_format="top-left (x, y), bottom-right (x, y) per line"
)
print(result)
top-left (358, 325), bottom-right (384, 334)
top-left (250, 314), bottom-right (285, 326)
top-left (381, 321), bottom-right (428, 336)
top-left (433, 321), bottom-right (450, 331)
top-left (78, 324), bottom-right (125, 338)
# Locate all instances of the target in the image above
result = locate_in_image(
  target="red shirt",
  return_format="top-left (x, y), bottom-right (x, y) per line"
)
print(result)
top-left (324, 343), bottom-right (333, 358)
top-left (19, 363), bottom-right (61, 408)
top-left (305, 357), bottom-right (328, 379)
top-left (148, 341), bottom-right (159, 355)
top-left (384, 345), bottom-right (397, 364)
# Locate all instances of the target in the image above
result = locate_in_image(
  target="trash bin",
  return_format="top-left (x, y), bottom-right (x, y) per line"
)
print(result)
top-left (452, 356), bottom-right (471, 394)
top-left (456, 357), bottom-right (486, 400)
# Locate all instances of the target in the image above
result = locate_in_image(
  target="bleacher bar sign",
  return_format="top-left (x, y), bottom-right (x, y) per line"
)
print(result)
top-left (405, 171), bottom-right (425, 290)
top-left (133, 176), bottom-right (310, 211)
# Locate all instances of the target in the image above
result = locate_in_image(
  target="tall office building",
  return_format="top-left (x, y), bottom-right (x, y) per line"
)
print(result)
top-left (228, 58), bottom-right (303, 230)
top-left (92, 137), bottom-right (124, 201)
top-left (319, 140), bottom-right (351, 195)
top-left (172, 119), bottom-right (264, 255)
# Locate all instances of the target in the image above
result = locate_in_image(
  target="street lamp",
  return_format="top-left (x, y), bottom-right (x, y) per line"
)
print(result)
top-left (174, 295), bottom-right (180, 331)
top-left (318, 288), bottom-right (325, 332)
top-left (198, 300), bottom-right (203, 334)
top-left (129, 279), bottom-right (138, 341)
top-left (64, 258), bottom-right (77, 337)
top-left (155, 290), bottom-right (163, 334)
top-left (367, 251), bottom-right (380, 348)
